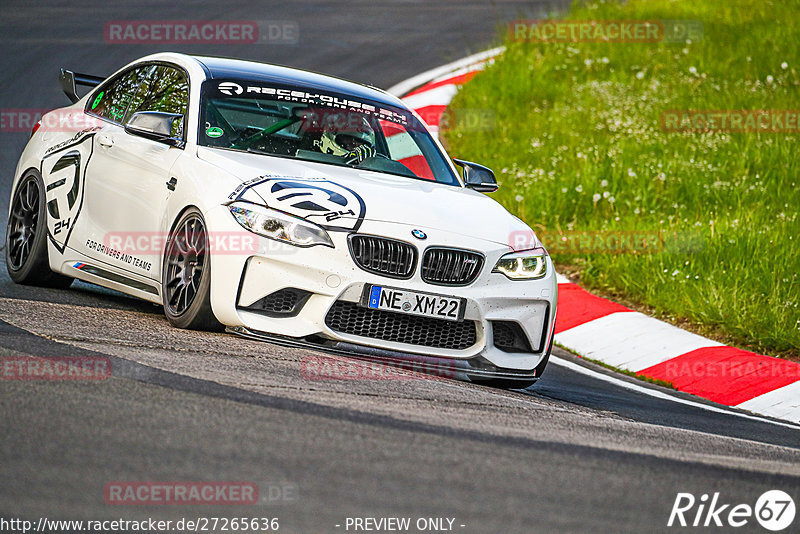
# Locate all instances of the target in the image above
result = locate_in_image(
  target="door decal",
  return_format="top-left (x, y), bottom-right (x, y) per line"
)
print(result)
top-left (40, 132), bottom-right (96, 252)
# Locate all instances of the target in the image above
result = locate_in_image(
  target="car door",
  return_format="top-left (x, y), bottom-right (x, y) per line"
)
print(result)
top-left (72, 63), bottom-right (189, 282)
top-left (39, 66), bottom-right (145, 256)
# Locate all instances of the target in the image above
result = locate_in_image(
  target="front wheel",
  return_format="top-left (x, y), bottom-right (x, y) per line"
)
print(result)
top-left (5, 171), bottom-right (73, 288)
top-left (162, 208), bottom-right (222, 331)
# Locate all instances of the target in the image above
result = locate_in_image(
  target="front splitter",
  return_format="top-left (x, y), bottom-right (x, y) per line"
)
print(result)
top-left (227, 326), bottom-right (540, 383)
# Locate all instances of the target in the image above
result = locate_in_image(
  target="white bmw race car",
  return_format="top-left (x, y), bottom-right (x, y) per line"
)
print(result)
top-left (6, 53), bottom-right (556, 387)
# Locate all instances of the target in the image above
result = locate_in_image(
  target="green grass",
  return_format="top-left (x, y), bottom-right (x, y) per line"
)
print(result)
top-left (444, 0), bottom-right (800, 358)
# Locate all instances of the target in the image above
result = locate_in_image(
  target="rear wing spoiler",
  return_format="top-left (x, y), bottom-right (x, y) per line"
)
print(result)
top-left (59, 69), bottom-right (104, 104)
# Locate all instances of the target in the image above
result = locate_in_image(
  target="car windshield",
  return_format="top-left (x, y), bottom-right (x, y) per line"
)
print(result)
top-left (198, 79), bottom-right (459, 185)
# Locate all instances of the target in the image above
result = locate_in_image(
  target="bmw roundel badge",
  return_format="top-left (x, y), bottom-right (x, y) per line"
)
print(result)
top-left (411, 229), bottom-right (427, 240)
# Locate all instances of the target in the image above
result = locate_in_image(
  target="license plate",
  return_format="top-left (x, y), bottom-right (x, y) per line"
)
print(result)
top-left (362, 285), bottom-right (465, 322)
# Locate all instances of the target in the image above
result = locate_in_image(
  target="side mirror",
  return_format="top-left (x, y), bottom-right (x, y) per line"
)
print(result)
top-left (453, 159), bottom-right (498, 193)
top-left (124, 111), bottom-right (184, 147)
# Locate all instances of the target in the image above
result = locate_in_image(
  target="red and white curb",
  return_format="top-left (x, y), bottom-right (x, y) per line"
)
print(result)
top-left (388, 47), bottom-right (503, 139)
top-left (388, 51), bottom-right (800, 425)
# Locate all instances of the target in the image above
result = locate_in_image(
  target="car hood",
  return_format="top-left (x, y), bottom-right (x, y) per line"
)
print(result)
top-left (198, 147), bottom-right (538, 249)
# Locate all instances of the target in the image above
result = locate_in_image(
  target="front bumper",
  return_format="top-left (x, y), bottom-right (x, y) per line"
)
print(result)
top-left (207, 205), bottom-right (557, 373)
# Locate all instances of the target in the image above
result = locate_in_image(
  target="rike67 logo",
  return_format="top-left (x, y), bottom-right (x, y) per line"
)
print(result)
top-left (668, 490), bottom-right (796, 531)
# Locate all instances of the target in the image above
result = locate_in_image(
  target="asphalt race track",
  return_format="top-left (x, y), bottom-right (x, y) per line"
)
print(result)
top-left (1, 2), bottom-right (799, 533)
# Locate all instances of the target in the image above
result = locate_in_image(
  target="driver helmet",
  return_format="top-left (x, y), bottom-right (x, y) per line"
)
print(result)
top-left (315, 113), bottom-right (376, 156)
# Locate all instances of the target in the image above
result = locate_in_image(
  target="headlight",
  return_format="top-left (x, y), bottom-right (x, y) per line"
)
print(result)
top-left (228, 202), bottom-right (333, 248)
top-left (492, 248), bottom-right (548, 280)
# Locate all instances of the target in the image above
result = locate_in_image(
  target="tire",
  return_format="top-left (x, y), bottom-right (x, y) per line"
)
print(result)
top-left (5, 171), bottom-right (73, 288)
top-left (162, 208), bottom-right (222, 331)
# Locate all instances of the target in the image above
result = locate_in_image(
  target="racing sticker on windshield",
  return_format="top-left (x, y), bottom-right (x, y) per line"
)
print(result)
top-left (211, 81), bottom-right (410, 126)
top-left (91, 91), bottom-right (104, 110)
top-left (230, 175), bottom-right (366, 232)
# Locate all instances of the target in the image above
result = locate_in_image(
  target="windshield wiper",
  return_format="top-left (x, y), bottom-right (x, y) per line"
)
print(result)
top-left (245, 147), bottom-right (275, 156)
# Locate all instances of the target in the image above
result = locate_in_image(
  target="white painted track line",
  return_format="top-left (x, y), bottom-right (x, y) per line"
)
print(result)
top-left (550, 356), bottom-right (800, 429)
top-left (736, 382), bottom-right (800, 423)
